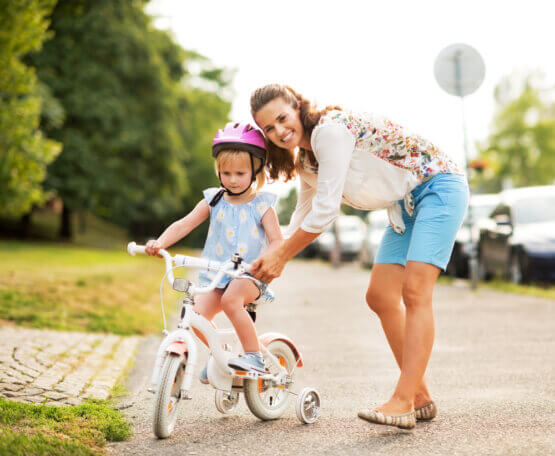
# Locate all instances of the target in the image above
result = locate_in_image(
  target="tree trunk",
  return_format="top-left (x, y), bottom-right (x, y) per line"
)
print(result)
top-left (19, 211), bottom-right (32, 238)
top-left (59, 205), bottom-right (73, 239)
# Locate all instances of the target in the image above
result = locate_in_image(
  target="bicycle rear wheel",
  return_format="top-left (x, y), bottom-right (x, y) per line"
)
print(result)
top-left (244, 340), bottom-right (295, 420)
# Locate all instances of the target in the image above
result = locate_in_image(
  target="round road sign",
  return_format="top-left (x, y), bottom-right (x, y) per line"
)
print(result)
top-left (434, 43), bottom-right (485, 97)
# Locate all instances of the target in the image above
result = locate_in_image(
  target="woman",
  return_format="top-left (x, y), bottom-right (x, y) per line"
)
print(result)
top-left (249, 84), bottom-right (469, 430)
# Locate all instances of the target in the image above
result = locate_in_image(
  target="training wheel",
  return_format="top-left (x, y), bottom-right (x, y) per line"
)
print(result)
top-left (296, 387), bottom-right (321, 424)
top-left (215, 390), bottom-right (240, 414)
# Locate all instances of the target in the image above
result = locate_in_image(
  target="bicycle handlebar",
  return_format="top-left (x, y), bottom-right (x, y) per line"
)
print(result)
top-left (127, 242), bottom-right (253, 291)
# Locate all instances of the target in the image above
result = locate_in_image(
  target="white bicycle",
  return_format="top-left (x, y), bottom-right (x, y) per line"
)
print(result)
top-left (127, 242), bottom-right (321, 439)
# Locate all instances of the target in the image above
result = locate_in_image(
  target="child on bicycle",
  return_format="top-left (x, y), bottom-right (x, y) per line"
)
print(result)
top-left (145, 122), bottom-right (282, 378)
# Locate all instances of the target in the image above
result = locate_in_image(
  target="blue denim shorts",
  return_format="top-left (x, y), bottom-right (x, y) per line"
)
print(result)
top-left (374, 173), bottom-right (469, 270)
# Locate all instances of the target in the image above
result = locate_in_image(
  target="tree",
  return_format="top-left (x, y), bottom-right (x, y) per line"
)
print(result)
top-left (277, 186), bottom-right (298, 226)
top-left (0, 0), bottom-right (61, 219)
top-left (27, 0), bottom-right (231, 239)
top-left (475, 72), bottom-right (555, 192)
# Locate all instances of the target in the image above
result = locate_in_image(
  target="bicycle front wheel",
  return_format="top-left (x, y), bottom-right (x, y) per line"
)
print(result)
top-left (153, 353), bottom-right (187, 438)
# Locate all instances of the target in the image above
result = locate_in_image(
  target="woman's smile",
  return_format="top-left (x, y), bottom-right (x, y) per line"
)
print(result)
top-left (281, 130), bottom-right (294, 144)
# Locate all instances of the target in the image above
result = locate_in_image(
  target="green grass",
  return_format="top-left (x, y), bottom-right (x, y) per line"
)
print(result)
top-left (0, 240), bottom-right (189, 335)
top-left (0, 398), bottom-right (131, 456)
top-left (437, 275), bottom-right (555, 299)
top-left (478, 279), bottom-right (555, 299)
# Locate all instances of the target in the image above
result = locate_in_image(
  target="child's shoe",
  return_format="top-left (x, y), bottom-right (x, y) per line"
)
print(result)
top-left (228, 352), bottom-right (266, 374)
top-left (199, 364), bottom-right (209, 384)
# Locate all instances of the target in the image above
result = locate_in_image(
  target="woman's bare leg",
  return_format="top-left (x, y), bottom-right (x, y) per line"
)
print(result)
top-left (192, 289), bottom-right (223, 347)
top-left (374, 261), bottom-right (439, 414)
top-left (220, 279), bottom-right (261, 353)
top-left (366, 263), bottom-right (432, 408)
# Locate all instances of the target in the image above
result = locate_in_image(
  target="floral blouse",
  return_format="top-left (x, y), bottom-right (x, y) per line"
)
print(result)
top-left (321, 110), bottom-right (462, 180)
top-left (287, 110), bottom-right (464, 236)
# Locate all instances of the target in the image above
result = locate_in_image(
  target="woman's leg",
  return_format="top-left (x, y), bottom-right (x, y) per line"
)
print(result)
top-left (192, 289), bottom-right (223, 347)
top-left (220, 279), bottom-right (260, 353)
top-left (375, 260), bottom-right (440, 415)
top-left (366, 264), bottom-right (432, 408)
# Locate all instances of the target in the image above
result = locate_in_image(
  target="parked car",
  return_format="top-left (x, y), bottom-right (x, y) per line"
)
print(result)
top-left (446, 193), bottom-right (500, 277)
top-left (315, 215), bottom-right (366, 261)
top-left (477, 185), bottom-right (555, 283)
top-left (360, 209), bottom-right (389, 267)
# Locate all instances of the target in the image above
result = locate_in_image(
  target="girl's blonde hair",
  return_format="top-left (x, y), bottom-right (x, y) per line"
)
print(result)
top-left (215, 149), bottom-right (266, 191)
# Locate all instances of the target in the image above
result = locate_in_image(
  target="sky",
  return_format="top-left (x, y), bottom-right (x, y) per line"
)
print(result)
top-left (146, 0), bottom-right (554, 196)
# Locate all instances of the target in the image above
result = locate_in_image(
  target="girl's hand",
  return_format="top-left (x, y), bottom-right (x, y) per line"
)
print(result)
top-left (251, 248), bottom-right (288, 283)
top-left (145, 239), bottom-right (163, 258)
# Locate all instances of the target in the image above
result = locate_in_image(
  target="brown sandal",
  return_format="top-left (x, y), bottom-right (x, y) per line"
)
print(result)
top-left (358, 408), bottom-right (416, 429)
top-left (415, 401), bottom-right (437, 421)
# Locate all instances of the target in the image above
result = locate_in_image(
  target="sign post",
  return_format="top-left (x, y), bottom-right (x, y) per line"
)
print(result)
top-left (434, 43), bottom-right (485, 289)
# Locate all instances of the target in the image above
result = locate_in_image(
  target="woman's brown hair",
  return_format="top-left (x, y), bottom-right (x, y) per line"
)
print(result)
top-left (250, 84), bottom-right (341, 181)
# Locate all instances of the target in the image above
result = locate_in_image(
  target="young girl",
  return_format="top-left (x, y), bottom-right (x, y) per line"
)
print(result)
top-left (145, 122), bottom-right (282, 376)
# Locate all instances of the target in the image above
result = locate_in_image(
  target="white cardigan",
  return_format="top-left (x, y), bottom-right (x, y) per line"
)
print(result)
top-left (286, 110), bottom-right (463, 237)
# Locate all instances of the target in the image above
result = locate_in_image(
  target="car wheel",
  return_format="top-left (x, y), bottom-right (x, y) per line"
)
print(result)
top-left (509, 251), bottom-right (529, 284)
top-left (445, 250), bottom-right (457, 277)
top-left (477, 246), bottom-right (491, 281)
top-left (360, 246), bottom-right (370, 267)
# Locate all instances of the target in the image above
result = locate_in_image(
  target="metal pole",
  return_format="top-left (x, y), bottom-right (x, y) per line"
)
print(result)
top-left (455, 52), bottom-right (478, 289)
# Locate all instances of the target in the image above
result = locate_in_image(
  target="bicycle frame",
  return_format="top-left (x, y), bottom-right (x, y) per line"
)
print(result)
top-left (127, 242), bottom-right (296, 396)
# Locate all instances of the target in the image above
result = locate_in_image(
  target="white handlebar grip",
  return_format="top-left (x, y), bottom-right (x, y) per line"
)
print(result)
top-left (127, 242), bottom-right (146, 256)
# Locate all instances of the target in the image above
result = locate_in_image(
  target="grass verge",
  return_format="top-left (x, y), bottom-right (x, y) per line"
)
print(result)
top-left (0, 240), bottom-right (189, 335)
top-left (0, 398), bottom-right (131, 456)
top-left (437, 275), bottom-right (555, 299)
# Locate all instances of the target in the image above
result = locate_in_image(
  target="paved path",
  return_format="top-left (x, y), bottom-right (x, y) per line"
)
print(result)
top-left (0, 327), bottom-right (139, 405)
top-left (110, 259), bottom-right (554, 455)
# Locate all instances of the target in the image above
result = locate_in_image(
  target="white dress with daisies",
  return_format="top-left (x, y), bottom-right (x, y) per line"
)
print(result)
top-left (199, 188), bottom-right (277, 289)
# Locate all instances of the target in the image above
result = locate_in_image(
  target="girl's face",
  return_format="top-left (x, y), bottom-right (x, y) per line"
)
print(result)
top-left (219, 155), bottom-right (253, 194)
top-left (254, 97), bottom-right (305, 149)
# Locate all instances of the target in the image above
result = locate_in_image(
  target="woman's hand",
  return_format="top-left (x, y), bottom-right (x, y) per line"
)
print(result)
top-left (145, 239), bottom-right (163, 258)
top-left (250, 248), bottom-right (288, 283)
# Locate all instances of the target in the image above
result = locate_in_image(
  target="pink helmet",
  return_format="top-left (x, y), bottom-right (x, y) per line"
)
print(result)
top-left (212, 122), bottom-right (267, 167)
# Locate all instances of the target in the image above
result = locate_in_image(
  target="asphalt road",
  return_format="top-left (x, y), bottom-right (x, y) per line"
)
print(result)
top-left (109, 259), bottom-right (554, 456)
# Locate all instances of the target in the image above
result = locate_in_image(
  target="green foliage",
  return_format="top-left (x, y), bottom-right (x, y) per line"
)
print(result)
top-left (277, 186), bottom-right (298, 225)
top-left (475, 72), bottom-right (555, 191)
top-left (0, 397), bottom-right (131, 455)
top-left (0, 0), bottom-right (62, 218)
top-left (27, 0), bottom-right (231, 238)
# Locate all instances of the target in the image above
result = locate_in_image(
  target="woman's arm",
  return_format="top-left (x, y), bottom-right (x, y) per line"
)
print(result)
top-left (145, 199), bottom-right (210, 257)
top-left (300, 122), bottom-right (355, 233)
top-left (251, 122), bottom-right (355, 282)
top-left (285, 174), bottom-right (317, 238)
top-left (251, 227), bottom-right (318, 283)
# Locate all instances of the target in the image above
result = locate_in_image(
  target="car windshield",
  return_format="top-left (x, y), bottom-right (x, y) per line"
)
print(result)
top-left (514, 196), bottom-right (555, 224)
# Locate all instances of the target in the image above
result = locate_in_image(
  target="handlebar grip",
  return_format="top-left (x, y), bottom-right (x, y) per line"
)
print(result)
top-left (127, 242), bottom-right (146, 256)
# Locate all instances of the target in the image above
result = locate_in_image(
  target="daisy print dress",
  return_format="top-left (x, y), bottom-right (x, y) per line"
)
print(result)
top-left (199, 188), bottom-right (277, 289)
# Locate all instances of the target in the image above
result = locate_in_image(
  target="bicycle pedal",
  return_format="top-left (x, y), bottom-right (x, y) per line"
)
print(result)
top-left (233, 370), bottom-right (263, 379)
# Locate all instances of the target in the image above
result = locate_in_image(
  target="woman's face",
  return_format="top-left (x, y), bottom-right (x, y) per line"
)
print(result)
top-left (254, 97), bottom-right (305, 149)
